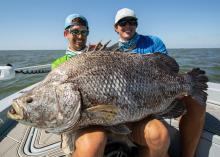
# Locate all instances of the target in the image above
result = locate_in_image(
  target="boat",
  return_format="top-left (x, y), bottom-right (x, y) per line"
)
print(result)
top-left (0, 66), bottom-right (220, 156)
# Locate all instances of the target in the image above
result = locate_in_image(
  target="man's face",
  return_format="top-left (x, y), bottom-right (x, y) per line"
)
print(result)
top-left (115, 18), bottom-right (137, 41)
top-left (64, 25), bottom-right (88, 51)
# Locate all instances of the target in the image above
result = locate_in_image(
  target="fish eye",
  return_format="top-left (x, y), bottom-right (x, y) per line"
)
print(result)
top-left (26, 97), bottom-right (33, 103)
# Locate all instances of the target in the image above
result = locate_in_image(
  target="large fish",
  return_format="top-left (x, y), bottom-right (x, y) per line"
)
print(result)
top-left (7, 51), bottom-right (208, 134)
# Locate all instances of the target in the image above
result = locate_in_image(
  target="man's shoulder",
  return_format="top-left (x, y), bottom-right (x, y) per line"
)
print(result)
top-left (139, 35), bottom-right (163, 43)
top-left (137, 34), bottom-right (167, 54)
top-left (141, 35), bottom-right (166, 47)
top-left (51, 55), bottom-right (68, 69)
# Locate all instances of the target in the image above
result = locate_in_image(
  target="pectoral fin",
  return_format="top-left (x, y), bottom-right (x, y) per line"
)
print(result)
top-left (86, 104), bottom-right (118, 122)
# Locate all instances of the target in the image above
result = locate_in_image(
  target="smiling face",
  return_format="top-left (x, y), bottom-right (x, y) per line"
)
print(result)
top-left (114, 18), bottom-right (137, 41)
top-left (64, 25), bottom-right (88, 51)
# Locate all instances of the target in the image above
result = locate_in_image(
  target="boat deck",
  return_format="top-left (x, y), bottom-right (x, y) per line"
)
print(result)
top-left (0, 82), bottom-right (220, 157)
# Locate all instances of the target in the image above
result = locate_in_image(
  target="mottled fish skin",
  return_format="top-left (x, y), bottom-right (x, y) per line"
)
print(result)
top-left (8, 51), bottom-right (208, 134)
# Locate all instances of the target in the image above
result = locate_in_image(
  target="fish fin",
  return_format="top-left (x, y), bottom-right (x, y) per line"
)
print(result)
top-left (87, 40), bottom-right (111, 52)
top-left (106, 43), bottom-right (121, 52)
top-left (187, 68), bottom-right (209, 106)
top-left (99, 40), bottom-right (111, 51)
top-left (86, 105), bottom-right (118, 122)
top-left (86, 41), bottom-right (103, 52)
top-left (159, 99), bottom-right (186, 118)
top-left (106, 125), bottom-right (131, 135)
top-left (143, 53), bottom-right (179, 73)
top-left (94, 41), bottom-right (103, 51)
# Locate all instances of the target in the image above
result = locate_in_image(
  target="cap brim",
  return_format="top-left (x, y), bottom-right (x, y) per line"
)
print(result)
top-left (115, 16), bottom-right (137, 25)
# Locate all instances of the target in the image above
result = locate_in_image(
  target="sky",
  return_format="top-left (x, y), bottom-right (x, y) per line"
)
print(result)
top-left (0, 0), bottom-right (220, 50)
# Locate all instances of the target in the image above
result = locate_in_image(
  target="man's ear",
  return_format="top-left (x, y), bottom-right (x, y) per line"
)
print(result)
top-left (114, 25), bottom-right (119, 33)
top-left (64, 30), bottom-right (68, 38)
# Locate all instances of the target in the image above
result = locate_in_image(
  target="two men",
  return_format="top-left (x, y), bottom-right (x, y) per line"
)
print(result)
top-left (52, 8), bottom-right (206, 157)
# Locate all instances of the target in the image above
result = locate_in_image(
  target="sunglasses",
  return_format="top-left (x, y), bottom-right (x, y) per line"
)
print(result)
top-left (117, 20), bottom-right (137, 27)
top-left (69, 29), bottom-right (89, 36)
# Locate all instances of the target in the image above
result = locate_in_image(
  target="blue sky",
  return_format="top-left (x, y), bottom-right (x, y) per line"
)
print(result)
top-left (0, 0), bottom-right (219, 50)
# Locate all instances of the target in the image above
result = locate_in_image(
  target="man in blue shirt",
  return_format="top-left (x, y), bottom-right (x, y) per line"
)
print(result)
top-left (113, 7), bottom-right (170, 157)
top-left (113, 8), bottom-right (206, 157)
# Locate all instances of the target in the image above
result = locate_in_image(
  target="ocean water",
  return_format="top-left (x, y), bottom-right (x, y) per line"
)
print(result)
top-left (0, 49), bottom-right (220, 100)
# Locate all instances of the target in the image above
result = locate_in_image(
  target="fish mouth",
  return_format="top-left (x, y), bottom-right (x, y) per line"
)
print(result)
top-left (7, 102), bottom-right (24, 120)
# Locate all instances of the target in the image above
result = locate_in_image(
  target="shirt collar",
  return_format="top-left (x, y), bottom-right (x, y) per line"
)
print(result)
top-left (65, 47), bottom-right (86, 58)
top-left (118, 33), bottom-right (140, 52)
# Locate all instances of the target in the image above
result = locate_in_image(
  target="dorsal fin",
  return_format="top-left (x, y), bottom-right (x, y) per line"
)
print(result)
top-left (99, 40), bottom-right (111, 51)
top-left (85, 40), bottom-right (112, 53)
top-left (92, 41), bottom-right (102, 52)
top-left (85, 41), bottom-right (102, 52)
top-left (107, 42), bottom-right (120, 52)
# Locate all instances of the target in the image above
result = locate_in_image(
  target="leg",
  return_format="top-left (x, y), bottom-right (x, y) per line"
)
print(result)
top-left (128, 118), bottom-right (170, 157)
top-left (179, 96), bottom-right (206, 157)
top-left (72, 127), bottom-right (107, 157)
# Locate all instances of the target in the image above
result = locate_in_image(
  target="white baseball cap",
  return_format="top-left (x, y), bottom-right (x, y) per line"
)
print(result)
top-left (115, 8), bottom-right (137, 24)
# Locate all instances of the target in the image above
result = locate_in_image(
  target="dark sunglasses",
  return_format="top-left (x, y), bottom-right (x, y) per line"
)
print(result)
top-left (69, 29), bottom-right (89, 36)
top-left (117, 20), bottom-right (137, 27)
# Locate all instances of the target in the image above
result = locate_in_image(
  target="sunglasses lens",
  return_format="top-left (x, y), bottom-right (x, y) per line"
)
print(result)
top-left (81, 30), bottom-right (89, 36)
top-left (129, 21), bottom-right (137, 26)
top-left (70, 29), bottom-right (89, 36)
top-left (70, 30), bottom-right (80, 35)
top-left (118, 21), bottom-right (127, 26)
top-left (118, 20), bottom-right (137, 27)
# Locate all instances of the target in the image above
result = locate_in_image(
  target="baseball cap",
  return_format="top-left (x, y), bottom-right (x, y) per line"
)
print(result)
top-left (115, 8), bottom-right (137, 24)
top-left (64, 14), bottom-right (88, 29)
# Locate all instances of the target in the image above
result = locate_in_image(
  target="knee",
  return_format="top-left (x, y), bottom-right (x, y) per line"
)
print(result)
top-left (144, 120), bottom-right (170, 148)
top-left (75, 130), bottom-right (107, 155)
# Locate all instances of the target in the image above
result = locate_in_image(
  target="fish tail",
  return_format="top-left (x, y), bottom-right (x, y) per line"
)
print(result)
top-left (188, 68), bottom-right (209, 106)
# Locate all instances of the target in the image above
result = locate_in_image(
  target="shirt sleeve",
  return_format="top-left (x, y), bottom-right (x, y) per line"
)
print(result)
top-left (51, 62), bottom-right (57, 70)
top-left (51, 55), bottom-right (68, 70)
top-left (51, 59), bottom-right (60, 70)
top-left (154, 37), bottom-right (168, 54)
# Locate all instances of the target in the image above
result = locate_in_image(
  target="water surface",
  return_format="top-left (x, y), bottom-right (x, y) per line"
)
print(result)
top-left (0, 49), bottom-right (220, 100)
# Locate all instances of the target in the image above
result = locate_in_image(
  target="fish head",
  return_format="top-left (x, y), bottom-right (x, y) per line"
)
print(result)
top-left (7, 82), bottom-right (81, 133)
